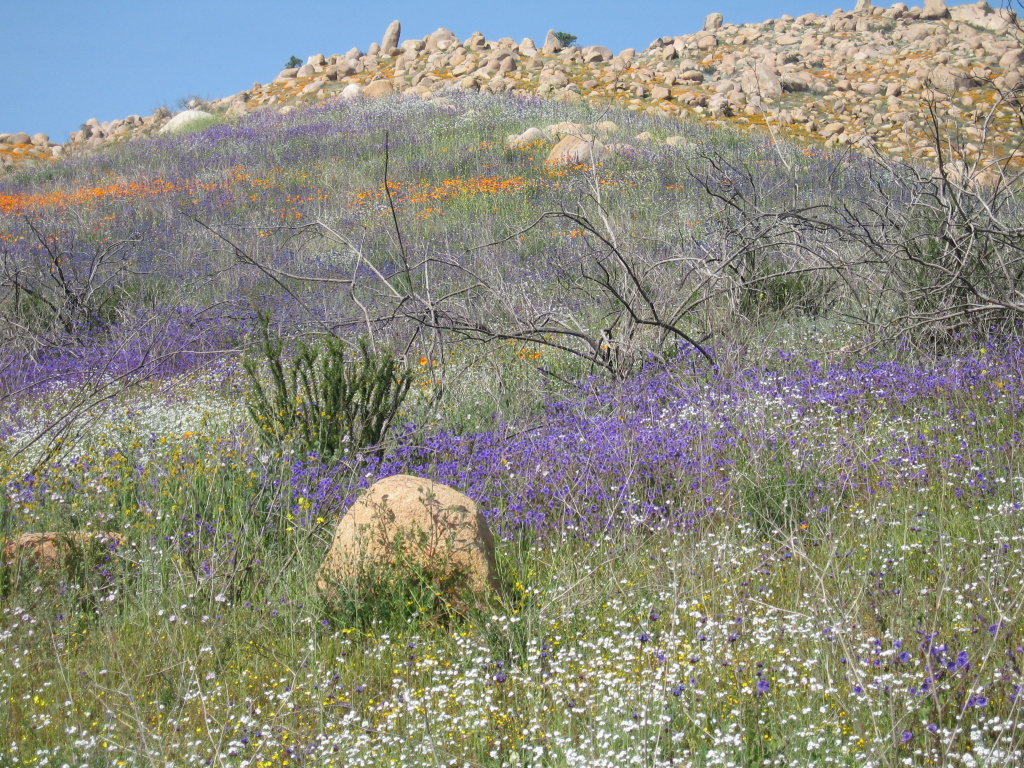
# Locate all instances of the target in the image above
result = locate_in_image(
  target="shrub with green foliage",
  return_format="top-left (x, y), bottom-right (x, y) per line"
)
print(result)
top-left (554, 31), bottom-right (577, 48)
top-left (243, 322), bottom-right (411, 461)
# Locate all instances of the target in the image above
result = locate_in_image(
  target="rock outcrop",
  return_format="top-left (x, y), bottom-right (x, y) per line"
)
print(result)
top-left (5, 3), bottom-right (1024, 174)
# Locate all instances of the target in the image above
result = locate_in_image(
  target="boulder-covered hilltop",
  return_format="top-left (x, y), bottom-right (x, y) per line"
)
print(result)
top-left (3, 0), bottom-right (1023, 172)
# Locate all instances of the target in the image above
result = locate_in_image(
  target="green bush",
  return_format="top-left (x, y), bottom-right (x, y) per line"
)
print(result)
top-left (554, 31), bottom-right (577, 48)
top-left (284, 56), bottom-right (302, 69)
top-left (243, 321), bottom-right (411, 461)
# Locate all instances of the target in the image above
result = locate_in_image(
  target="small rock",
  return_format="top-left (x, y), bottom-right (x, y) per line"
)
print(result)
top-left (820, 121), bottom-right (845, 138)
top-left (546, 135), bottom-right (611, 164)
top-left (340, 83), bottom-right (364, 100)
top-left (506, 126), bottom-right (550, 147)
top-left (3, 532), bottom-right (125, 569)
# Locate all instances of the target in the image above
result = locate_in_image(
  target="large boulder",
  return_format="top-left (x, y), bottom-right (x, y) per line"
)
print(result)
top-left (703, 12), bottom-right (724, 30)
top-left (542, 29), bottom-right (564, 54)
top-left (426, 28), bottom-right (458, 52)
top-left (381, 20), bottom-right (401, 51)
top-left (582, 45), bottom-right (613, 63)
top-left (920, 0), bottom-right (949, 18)
top-left (317, 475), bottom-right (499, 596)
top-left (3, 531), bottom-right (125, 569)
top-left (546, 135), bottom-right (611, 164)
top-left (160, 109), bottom-right (214, 134)
top-left (742, 61), bottom-right (783, 99)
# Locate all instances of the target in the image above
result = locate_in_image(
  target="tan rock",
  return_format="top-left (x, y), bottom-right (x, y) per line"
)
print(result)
top-left (999, 49), bottom-right (1024, 70)
top-left (542, 29), bottom-right (564, 54)
top-left (696, 34), bottom-right (719, 50)
top-left (160, 110), bottom-right (214, 134)
top-left (546, 121), bottom-right (586, 138)
top-left (3, 531), bottom-right (125, 569)
top-left (316, 475), bottom-right (499, 596)
top-left (593, 120), bottom-right (620, 135)
top-left (546, 135), bottom-right (611, 164)
top-left (340, 83), bottom-right (364, 99)
top-left (742, 61), bottom-right (783, 99)
top-left (782, 71), bottom-right (814, 92)
top-left (703, 12), bottom-right (724, 31)
top-left (363, 80), bottom-right (396, 99)
top-left (382, 20), bottom-right (401, 51)
top-left (921, 0), bottom-right (948, 19)
top-left (506, 126), bottom-right (551, 148)
top-left (821, 121), bottom-right (846, 138)
top-left (583, 45), bottom-right (613, 63)
top-left (426, 28), bottom-right (458, 52)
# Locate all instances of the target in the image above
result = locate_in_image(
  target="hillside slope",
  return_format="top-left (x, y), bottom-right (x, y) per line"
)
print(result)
top-left (2, 0), bottom-right (1023, 176)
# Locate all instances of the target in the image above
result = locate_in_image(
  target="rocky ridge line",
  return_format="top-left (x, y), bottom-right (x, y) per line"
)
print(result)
top-left (2, 0), bottom-right (1024, 176)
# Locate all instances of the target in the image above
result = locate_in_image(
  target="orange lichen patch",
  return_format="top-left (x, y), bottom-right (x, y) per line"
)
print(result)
top-left (0, 177), bottom-right (224, 215)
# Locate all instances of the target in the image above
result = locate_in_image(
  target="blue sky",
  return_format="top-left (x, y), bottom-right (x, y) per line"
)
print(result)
top-left (3, 0), bottom-right (845, 141)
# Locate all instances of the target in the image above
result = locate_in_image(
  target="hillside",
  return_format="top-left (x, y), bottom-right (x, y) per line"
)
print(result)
top-left (3, 3), bottom-right (1024, 767)
top-left (3, 0), bottom-right (1024, 176)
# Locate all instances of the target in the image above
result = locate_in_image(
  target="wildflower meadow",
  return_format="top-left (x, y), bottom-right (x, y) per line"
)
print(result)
top-left (2, 93), bottom-right (1024, 767)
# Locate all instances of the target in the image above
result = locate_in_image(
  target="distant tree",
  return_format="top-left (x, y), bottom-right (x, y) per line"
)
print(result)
top-left (285, 56), bottom-right (303, 69)
top-left (553, 31), bottom-right (577, 48)
top-left (175, 94), bottom-right (210, 111)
